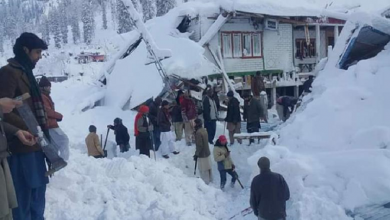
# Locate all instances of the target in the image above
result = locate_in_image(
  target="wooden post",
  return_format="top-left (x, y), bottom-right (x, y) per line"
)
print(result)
top-left (315, 24), bottom-right (321, 63)
top-left (272, 81), bottom-right (277, 107)
top-left (334, 25), bottom-right (339, 44)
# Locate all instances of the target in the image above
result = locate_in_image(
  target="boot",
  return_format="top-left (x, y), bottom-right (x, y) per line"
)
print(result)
top-left (230, 181), bottom-right (235, 188)
top-left (173, 151), bottom-right (180, 155)
top-left (162, 155), bottom-right (169, 159)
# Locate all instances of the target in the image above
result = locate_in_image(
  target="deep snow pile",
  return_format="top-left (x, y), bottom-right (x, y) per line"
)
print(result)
top-left (247, 43), bottom-right (390, 219)
top-left (45, 81), bottom-right (235, 220)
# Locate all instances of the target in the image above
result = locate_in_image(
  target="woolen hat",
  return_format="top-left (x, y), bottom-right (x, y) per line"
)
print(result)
top-left (218, 135), bottom-right (227, 145)
top-left (227, 91), bottom-right (234, 97)
top-left (38, 76), bottom-right (51, 87)
top-left (139, 105), bottom-right (149, 114)
top-left (257, 157), bottom-right (270, 171)
top-left (13, 32), bottom-right (48, 54)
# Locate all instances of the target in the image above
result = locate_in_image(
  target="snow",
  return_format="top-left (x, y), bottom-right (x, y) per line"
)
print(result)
top-left (104, 2), bottom-right (220, 109)
top-left (198, 14), bottom-right (229, 47)
top-left (246, 18), bottom-right (390, 220)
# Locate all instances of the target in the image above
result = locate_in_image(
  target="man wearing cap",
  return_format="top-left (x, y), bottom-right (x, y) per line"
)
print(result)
top-left (0, 33), bottom-right (50, 220)
top-left (250, 157), bottom-right (290, 220)
top-left (203, 89), bottom-right (219, 144)
top-left (225, 91), bottom-right (242, 145)
top-left (39, 76), bottom-right (69, 161)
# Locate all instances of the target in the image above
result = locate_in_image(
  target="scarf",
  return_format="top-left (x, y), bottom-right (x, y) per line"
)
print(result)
top-left (13, 55), bottom-right (49, 139)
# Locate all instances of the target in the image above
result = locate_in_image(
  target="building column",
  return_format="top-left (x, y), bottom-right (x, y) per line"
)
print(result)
top-left (272, 81), bottom-right (277, 107)
top-left (334, 25), bottom-right (339, 45)
top-left (294, 85), bottom-right (299, 98)
top-left (315, 24), bottom-right (321, 63)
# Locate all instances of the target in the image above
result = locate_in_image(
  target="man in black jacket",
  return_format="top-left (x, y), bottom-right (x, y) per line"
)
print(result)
top-left (250, 157), bottom-right (290, 220)
top-left (108, 118), bottom-right (130, 153)
top-left (170, 100), bottom-right (184, 141)
top-left (225, 91), bottom-right (241, 145)
top-left (243, 92), bottom-right (264, 145)
top-left (203, 89), bottom-right (219, 144)
top-left (148, 97), bottom-right (162, 151)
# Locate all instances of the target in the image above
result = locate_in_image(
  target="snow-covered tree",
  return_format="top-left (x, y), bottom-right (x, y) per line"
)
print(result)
top-left (0, 24), bottom-right (4, 53)
top-left (156, 0), bottom-right (175, 17)
top-left (82, 0), bottom-right (95, 44)
top-left (140, 0), bottom-right (156, 21)
top-left (116, 0), bottom-right (132, 34)
top-left (102, 1), bottom-right (108, 29)
top-left (49, 9), bottom-right (62, 48)
top-left (69, 2), bottom-right (81, 44)
top-left (41, 15), bottom-right (50, 46)
top-left (59, 2), bottom-right (68, 45)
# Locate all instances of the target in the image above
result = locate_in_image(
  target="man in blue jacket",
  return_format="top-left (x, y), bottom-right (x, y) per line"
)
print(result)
top-left (250, 157), bottom-right (290, 220)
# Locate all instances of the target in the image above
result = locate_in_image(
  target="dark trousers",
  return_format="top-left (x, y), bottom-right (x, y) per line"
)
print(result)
top-left (247, 121), bottom-right (260, 144)
top-left (120, 143), bottom-right (130, 153)
top-left (136, 136), bottom-right (151, 158)
top-left (152, 129), bottom-right (161, 151)
top-left (205, 120), bottom-right (217, 144)
top-left (8, 151), bottom-right (48, 220)
top-left (219, 169), bottom-right (237, 188)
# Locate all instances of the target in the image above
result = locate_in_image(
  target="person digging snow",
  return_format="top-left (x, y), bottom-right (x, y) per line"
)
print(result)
top-left (157, 101), bottom-right (180, 159)
top-left (85, 125), bottom-right (104, 158)
top-left (276, 96), bottom-right (298, 122)
top-left (194, 119), bottom-right (213, 184)
top-left (107, 118), bottom-right (130, 153)
top-left (213, 135), bottom-right (237, 190)
top-left (250, 157), bottom-right (290, 220)
top-left (0, 32), bottom-right (50, 220)
top-left (134, 105), bottom-right (153, 158)
top-left (39, 76), bottom-right (70, 161)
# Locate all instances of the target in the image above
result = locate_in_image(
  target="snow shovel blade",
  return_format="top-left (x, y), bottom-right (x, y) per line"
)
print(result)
top-left (46, 159), bottom-right (67, 177)
top-left (233, 171), bottom-right (244, 189)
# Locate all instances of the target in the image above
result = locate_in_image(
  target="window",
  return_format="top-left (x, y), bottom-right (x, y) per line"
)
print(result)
top-left (221, 32), bottom-right (262, 58)
top-left (222, 33), bottom-right (232, 58)
top-left (253, 33), bottom-right (262, 56)
top-left (233, 33), bottom-right (242, 58)
top-left (295, 39), bottom-right (316, 60)
top-left (242, 33), bottom-right (252, 57)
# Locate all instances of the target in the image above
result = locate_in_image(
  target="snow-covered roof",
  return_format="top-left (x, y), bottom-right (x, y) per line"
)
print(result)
top-left (104, 2), bottom-right (220, 109)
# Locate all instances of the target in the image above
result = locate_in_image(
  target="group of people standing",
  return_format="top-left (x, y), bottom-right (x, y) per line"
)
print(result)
top-left (0, 33), bottom-right (69, 220)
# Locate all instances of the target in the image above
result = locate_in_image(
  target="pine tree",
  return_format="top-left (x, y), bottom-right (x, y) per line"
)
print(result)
top-left (49, 9), bottom-right (62, 48)
top-left (42, 16), bottom-right (50, 46)
top-left (110, 0), bottom-right (117, 29)
top-left (116, 0), bottom-right (132, 34)
top-left (156, 0), bottom-right (175, 17)
top-left (82, 0), bottom-right (95, 44)
top-left (59, 2), bottom-right (69, 44)
top-left (140, 0), bottom-right (156, 21)
top-left (102, 1), bottom-right (108, 29)
top-left (69, 2), bottom-right (81, 44)
top-left (0, 24), bottom-right (4, 53)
